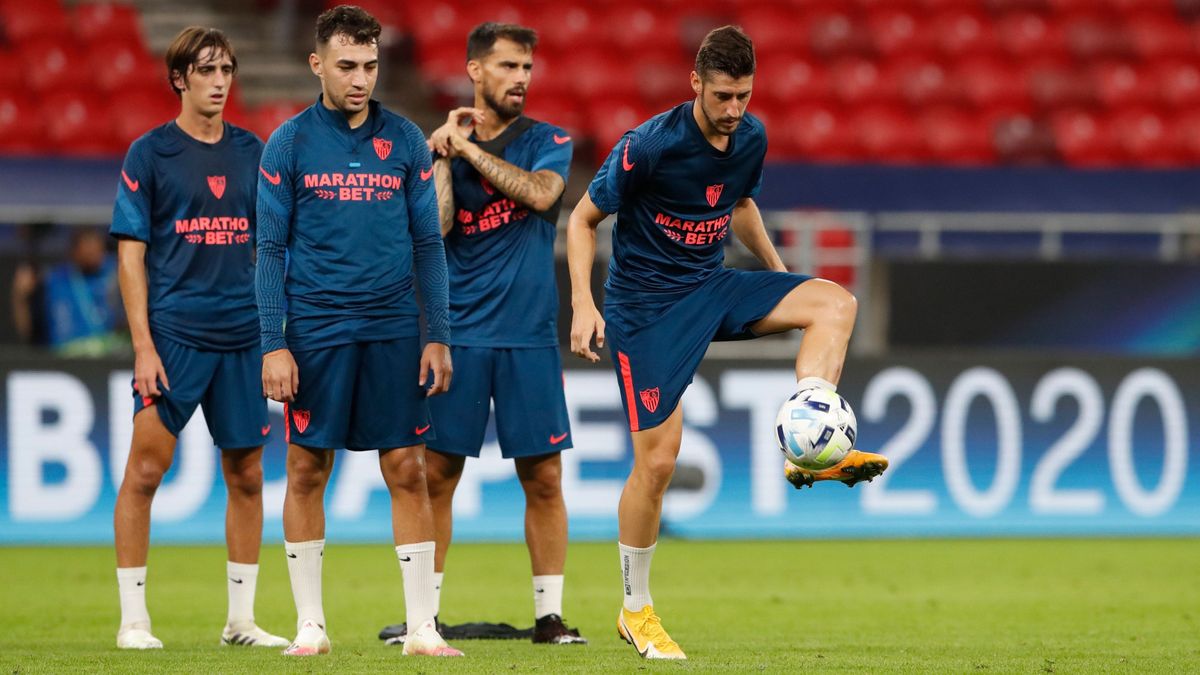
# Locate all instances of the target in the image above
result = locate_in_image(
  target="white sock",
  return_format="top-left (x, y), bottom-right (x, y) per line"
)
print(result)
top-left (284, 540), bottom-right (325, 632)
top-left (396, 541), bottom-right (436, 629)
top-left (432, 572), bottom-right (444, 618)
top-left (618, 542), bottom-right (655, 612)
top-left (116, 566), bottom-right (151, 629)
top-left (532, 574), bottom-right (564, 619)
top-left (797, 376), bottom-right (837, 392)
top-left (226, 561), bottom-right (258, 628)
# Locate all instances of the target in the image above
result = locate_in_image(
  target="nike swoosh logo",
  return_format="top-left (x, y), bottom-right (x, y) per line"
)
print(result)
top-left (230, 577), bottom-right (244, 584)
top-left (261, 425), bottom-right (270, 436)
top-left (550, 432), bottom-right (568, 445)
top-left (419, 166), bottom-right (434, 181)
top-left (287, 553), bottom-right (298, 558)
top-left (553, 134), bottom-right (571, 145)
top-left (259, 166), bottom-right (281, 185)
top-left (622, 139), bottom-right (635, 172)
top-left (536, 588), bottom-right (545, 593)
top-left (136, 580), bottom-right (145, 586)
top-left (415, 424), bottom-right (430, 435)
top-left (398, 556), bottom-right (411, 562)
top-left (121, 170), bottom-right (139, 192)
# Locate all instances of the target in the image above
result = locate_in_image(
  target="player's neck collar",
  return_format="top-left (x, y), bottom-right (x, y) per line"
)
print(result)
top-left (315, 94), bottom-right (380, 134)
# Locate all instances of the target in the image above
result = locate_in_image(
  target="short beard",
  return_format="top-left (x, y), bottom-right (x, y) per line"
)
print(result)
top-left (485, 88), bottom-right (524, 121)
top-left (702, 104), bottom-right (739, 136)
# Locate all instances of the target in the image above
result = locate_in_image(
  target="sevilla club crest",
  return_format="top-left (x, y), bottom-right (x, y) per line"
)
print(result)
top-left (292, 408), bottom-right (311, 434)
top-left (373, 137), bottom-right (392, 160)
top-left (207, 175), bottom-right (226, 199)
top-left (639, 387), bottom-right (661, 413)
top-left (705, 183), bottom-right (724, 208)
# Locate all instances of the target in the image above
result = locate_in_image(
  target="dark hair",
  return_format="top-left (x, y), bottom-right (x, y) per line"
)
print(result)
top-left (315, 5), bottom-right (381, 48)
top-left (165, 26), bottom-right (237, 97)
top-left (466, 22), bottom-right (537, 61)
top-left (694, 25), bottom-right (755, 80)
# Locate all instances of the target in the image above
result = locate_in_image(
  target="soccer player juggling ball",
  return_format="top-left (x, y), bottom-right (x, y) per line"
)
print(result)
top-left (566, 26), bottom-right (889, 660)
top-left (255, 5), bottom-right (461, 657)
top-left (110, 27), bottom-right (289, 650)
top-left (418, 22), bottom-right (585, 645)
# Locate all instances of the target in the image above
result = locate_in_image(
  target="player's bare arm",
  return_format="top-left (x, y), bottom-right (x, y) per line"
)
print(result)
top-left (261, 349), bottom-right (298, 402)
top-left (434, 157), bottom-right (454, 237)
top-left (731, 197), bottom-right (787, 272)
top-left (419, 342), bottom-right (453, 396)
top-left (116, 239), bottom-right (169, 397)
top-left (432, 107), bottom-right (565, 213)
top-left (566, 192), bottom-right (606, 362)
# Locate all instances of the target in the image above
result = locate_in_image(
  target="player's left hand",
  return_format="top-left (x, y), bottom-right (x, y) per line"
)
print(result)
top-left (420, 342), bottom-right (453, 396)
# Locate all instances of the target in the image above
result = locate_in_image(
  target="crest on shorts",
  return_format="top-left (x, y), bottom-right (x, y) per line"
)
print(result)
top-left (292, 408), bottom-right (311, 434)
top-left (639, 387), bottom-right (661, 413)
top-left (207, 175), bottom-right (226, 199)
top-left (705, 183), bottom-right (724, 208)
top-left (373, 137), bottom-right (392, 160)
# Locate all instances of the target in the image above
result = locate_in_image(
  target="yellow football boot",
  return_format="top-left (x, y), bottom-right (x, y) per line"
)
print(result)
top-left (616, 606), bottom-right (686, 660)
top-left (785, 449), bottom-right (889, 489)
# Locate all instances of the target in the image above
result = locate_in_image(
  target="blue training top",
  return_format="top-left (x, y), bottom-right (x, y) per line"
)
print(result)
top-left (110, 121), bottom-right (263, 351)
top-left (588, 101), bottom-right (767, 304)
top-left (255, 97), bottom-right (449, 354)
top-left (444, 117), bottom-right (572, 348)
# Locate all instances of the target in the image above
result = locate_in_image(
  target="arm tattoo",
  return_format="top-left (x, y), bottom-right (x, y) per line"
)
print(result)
top-left (434, 158), bottom-right (454, 237)
top-left (464, 145), bottom-right (564, 212)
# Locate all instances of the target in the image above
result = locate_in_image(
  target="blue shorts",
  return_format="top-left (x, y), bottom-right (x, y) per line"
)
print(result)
top-left (605, 268), bottom-right (811, 431)
top-left (131, 335), bottom-right (268, 449)
top-left (286, 337), bottom-right (434, 451)
top-left (426, 345), bottom-right (572, 458)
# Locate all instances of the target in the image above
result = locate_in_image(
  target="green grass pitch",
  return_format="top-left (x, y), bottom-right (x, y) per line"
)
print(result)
top-left (3, 539), bottom-right (1197, 673)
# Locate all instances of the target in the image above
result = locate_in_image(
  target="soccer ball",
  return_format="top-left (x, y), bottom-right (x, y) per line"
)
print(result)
top-left (775, 388), bottom-right (857, 470)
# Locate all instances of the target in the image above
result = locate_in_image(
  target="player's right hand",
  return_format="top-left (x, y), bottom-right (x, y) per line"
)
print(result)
top-left (570, 302), bottom-right (606, 363)
top-left (262, 349), bottom-right (299, 402)
top-left (429, 107), bottom-right (484, 157)
top-left (133, 347), bottom-right (169, 398)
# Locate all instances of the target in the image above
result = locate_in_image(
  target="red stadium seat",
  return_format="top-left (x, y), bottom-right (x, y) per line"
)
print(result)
top-left (73, 2), bottom-right (143, 45)
top-left (522, 97), bottom-right (585, 139)
top-left (1025, 58), bottom-right (1094, 109)
top-left (1064, 14), bottom-right (1130, 61)
top-left (865, 8), bottom-right (933, 59)
top-left (737, 5), bottom-right (803, 54)
top-left (1125, 12), bottom-right (1193, 60)
top-left (0, 50), bottom-right (22, 92)
top-left (530, 4), bottom-right (595, 53)
top-left (88, 38), bottom-right (159, 92)
top-left (43, 90), bottom-right (117, 155)
top-left (992, 113), bottom-right (1057, 164)
top-left (953, 56), bottom-right (1030, 110)
top-left (1110, 107), bottom-right (1179, 166)
top-left (416, 41), bottom-right (468, 93)
top-left (0, 92), bottom-right (45, 155)
top-left (406, 0), bottom-right (474, 48)
top-left (248, 101), bottom-right (306, 142)
top-left (920, 106), bottom-right (996, 164)
top-left (1051, 108), bottom-right (1119, 166)
top-left (348, 0), bottom-right (406, 44)
top-left (931, 9), bottom-right (999, 59)
top-left (850, 104), bottom-right (925, 162)
top-left (560, 47), bottom-right (622, 101)
top-left (997, 11), bottom-right (1067, 59)
top-left (778, 103), bottom-right (859, 162)
top-left (0, 0), bottom-right (69, 43)
top-left (586, 97), bottom-right (649, 163)
top-left (806, 8), bottom-right (870, 59)
top-left (598, 4), bottom-right (669, 53)
top-left (1090, 61), bottom-right (1150, 110)
top-left (1151, 60), bottom-right (1200, 110)
top-left (830, 57), bottom-right (894, 107)
top-left (110, 86), bottom-right (177, 149)
top-left (634, 52), bottom-right (691, 109)
top-left (888, 56), bottom-right (959, 107)
top-left (1169, 111), bottom-right (1200, 163)
top-left (19, 39), bottom-right (90, 93)
top-left (1106, 0), bottom-right (1177, 15)
top-left (755, 53), bottom-right (830, 106)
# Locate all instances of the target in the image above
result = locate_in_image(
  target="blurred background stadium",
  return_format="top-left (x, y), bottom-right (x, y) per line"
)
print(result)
top-left (2, 0), bottom-right (1198, 545)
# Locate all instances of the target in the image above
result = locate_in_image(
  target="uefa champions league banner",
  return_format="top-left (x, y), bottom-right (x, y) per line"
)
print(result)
top-left (1, 355), bottom-right (1197, 543)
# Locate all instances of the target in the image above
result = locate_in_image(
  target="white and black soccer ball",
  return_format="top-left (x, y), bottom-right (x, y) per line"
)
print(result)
top-left (775, 388), bottom-right (857, 470)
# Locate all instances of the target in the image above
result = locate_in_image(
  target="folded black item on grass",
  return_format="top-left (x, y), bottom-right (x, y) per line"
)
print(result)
top-left (380, 621), bottom-right (533, 642)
